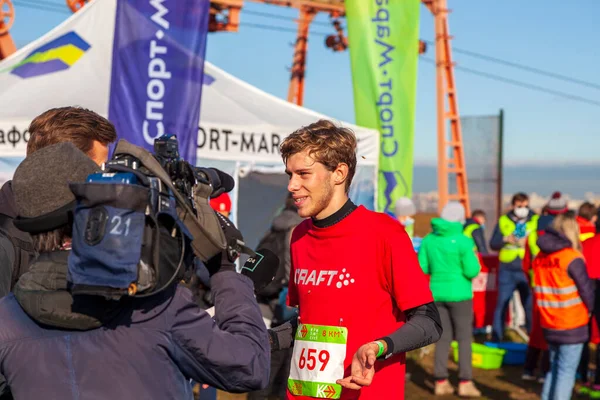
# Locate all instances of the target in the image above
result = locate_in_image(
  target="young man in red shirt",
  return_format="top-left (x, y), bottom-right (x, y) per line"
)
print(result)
top-left (280, 120), bottom-right (442, 399)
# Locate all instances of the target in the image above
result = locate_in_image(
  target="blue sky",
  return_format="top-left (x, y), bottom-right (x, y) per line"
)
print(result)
top-left (8, 0), bottom-right (600, 164)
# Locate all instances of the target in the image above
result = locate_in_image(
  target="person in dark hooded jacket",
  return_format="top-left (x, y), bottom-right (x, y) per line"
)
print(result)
top-left (249, 194), bottom-right (303, 400)
top-left (533, 212), bottom-right (595, 400)
top-left (0, 107), bottom-right (116, 301)
top-left (0, 143), bottom-right (270, 399)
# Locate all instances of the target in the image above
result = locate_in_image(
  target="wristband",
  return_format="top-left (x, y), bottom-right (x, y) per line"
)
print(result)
top-left (373, 341), bottom-right (385, 358)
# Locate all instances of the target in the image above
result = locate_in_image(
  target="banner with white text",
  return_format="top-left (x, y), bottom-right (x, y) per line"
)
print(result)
top-left (108, 0), bottom-right (209, 164)
top-left (346, 0), bottom-right (420, 216)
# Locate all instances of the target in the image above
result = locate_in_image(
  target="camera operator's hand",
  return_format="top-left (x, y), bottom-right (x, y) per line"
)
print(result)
top-left (215, 212), bottom-right (247, 262)
top-left (204, 212), bottom-right (243, 276)
top-left (204, 250), bottom-right (237, 276)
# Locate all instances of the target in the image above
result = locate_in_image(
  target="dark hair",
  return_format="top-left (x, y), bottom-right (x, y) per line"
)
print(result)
top-left (578, 202), bottom-right (598, 222)
top-left (472, 209), bottom-right (486, 219)
top-left (280, 120), bottom-right (357, 192)
top-left (511, 192), bottom-right (529, 205)
top-left (27, 107), bottom-right (117, 156)
top-left (32, 224), bottom-right (72, 253)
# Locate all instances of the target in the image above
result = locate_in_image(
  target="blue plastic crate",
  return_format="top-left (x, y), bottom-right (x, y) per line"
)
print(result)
top-left (484, 342), bottom-right (527, 365)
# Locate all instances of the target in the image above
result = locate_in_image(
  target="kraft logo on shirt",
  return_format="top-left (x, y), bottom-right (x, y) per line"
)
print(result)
top-left (294, 268), bottom-right (356, 289)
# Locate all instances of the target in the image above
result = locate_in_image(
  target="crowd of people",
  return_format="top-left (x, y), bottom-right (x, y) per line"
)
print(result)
top-left (1, 106), bottom-right (598, 400)
top-left (391, 190), bottom-right (600, 400)
top-left (0, 109), bottom-right (445, 400)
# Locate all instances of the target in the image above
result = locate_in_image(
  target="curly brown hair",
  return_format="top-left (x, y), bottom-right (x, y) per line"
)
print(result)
top-left (27, 107), bottom-right (117, 156)
top-left (280, 120), bottom-right (357, 192)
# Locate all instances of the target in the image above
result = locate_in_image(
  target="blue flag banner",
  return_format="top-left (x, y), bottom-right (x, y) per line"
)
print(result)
top-left (108, 0), bottom-right (209, 164)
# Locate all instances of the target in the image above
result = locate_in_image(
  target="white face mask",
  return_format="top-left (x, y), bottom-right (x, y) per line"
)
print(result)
top-left (514, 207), bottom-right (529, 219)
top-left (402, 217), bottom-right (415, 227)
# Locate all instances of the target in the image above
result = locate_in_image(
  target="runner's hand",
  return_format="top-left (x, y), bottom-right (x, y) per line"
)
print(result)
top-left (336, 342), bottom-right (378, 390)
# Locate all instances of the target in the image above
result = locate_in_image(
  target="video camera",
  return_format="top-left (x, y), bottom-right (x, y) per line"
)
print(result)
top-left (66, 135), bottom-right (242, 300)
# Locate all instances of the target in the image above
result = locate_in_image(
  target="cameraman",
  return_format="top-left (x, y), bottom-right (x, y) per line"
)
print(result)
top-left (0, 143), bottom-right (270, 398)
top-left (0, 107), bottom-right (116, 299)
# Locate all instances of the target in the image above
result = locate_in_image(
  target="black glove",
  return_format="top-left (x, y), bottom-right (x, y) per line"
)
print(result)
top-left (204, 250), bottom-right (237, 276)
top-left (204, 212), bottom-right (243, 276)
top-left (214, 212), bottom-right (247, 263)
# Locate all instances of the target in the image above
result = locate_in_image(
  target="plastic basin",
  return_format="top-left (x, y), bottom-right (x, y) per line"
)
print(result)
top-left (484, 342), bottom-right (527, 365)
top-left (451, 341), bottom-right (505, 370)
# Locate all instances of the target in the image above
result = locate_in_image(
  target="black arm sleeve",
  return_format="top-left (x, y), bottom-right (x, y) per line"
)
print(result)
top-left (378, 302), bottom-right (442, 357)
top-left (269, 303), bottom-right (444, 355)
top-left (472, 227), bottom-right (489, 255)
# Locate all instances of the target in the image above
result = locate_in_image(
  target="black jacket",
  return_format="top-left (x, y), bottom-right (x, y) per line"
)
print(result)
top-left (0, 252), bottom-right (270, 398)
top-left (0, 180), bottom-right (35, 298)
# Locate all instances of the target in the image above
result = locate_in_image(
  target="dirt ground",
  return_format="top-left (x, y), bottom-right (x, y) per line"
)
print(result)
top-left (402, 345), bottom-right (542, 400)
top-left (214, 349), bottom-right (543, 400)
top-left (213, 335), bottom-right (596, 400)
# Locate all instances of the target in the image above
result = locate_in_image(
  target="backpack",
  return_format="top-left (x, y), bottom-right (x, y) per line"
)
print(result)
top-left (255, 227), bottom-right (290, 300)
top-left (0, 214), bottom-right (36, 291)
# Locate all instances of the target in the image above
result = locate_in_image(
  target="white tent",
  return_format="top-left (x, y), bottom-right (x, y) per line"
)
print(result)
top-left (0, 0), bottom-right (379, 247)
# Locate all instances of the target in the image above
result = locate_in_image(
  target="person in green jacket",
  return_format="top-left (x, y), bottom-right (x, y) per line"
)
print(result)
top-left (418, 201), bottom-right (482, 397)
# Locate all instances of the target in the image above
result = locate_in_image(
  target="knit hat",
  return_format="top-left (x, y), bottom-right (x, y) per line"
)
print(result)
top-left (547, 191), bottom-right (568, 215)
top-left (13, 142), bottom-right (99, 233)
top-left (394, 197), bottom-right (416, 217)
top-left (210, 192), bottom-right (232, 214)
top-left (440, 201), bottom-right (466, 224)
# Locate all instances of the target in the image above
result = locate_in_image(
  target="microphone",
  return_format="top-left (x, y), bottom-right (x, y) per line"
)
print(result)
top-left (194, 167), bottom-right (235, 198)
top-left (241, 248), bottom-right (280, 293)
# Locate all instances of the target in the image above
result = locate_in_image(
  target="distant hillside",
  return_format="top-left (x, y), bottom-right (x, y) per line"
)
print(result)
top-left (413, 164), bottom-right (600, 198)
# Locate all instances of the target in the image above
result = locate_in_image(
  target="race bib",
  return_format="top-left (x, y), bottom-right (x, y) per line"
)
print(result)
top-left (288, 323), bottom-right (348, 399)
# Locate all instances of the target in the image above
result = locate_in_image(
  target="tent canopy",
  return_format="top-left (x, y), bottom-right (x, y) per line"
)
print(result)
top-left (0, 0), bottom-right (380, 246)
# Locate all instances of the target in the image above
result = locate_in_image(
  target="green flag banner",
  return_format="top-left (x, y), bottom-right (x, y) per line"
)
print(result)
top-left (346, 0), bottom-right (420, 216)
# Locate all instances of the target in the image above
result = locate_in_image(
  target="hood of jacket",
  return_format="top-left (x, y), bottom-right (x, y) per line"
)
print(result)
top-left (431, 218), bottom-right (464, 236)
top-left (537, 227), bottom-right (572, 254)
top-left (13, 251), bottom-right (122, 330)
top-left (271, 208), bottom-right (304, 232)
top-left (0, 180), bottom-right (18, 218)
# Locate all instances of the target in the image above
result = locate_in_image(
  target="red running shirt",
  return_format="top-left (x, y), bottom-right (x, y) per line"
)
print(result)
top-left (287, 206), bottom-right (433, 399)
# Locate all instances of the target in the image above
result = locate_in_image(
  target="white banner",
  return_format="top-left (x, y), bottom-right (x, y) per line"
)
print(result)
top-left (0, 121), bottom-right (31, 157)
top-left (197, 122), bottom-right (379, 166)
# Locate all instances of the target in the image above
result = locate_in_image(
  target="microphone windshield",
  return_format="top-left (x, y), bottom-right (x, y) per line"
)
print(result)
top-left (241, 248), bottom-right (280, 292)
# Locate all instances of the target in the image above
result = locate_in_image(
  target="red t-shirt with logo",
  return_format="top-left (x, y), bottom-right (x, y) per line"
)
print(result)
top-left (287, 206), bottom-right (433, 399)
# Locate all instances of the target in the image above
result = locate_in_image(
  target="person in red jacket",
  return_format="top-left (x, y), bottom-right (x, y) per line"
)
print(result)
top-left (577, 202), bottom-right (597, 243)
top-left (576, 221), bottom-right (600, 396)
top-left (281, 120), bottom-right (442, 400)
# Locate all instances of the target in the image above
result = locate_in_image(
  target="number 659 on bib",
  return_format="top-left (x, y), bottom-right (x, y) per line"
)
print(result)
top-left (288, 324), bottom-right (348, 399)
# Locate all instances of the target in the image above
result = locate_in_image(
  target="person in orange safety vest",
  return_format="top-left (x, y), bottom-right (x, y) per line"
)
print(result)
top-left (533, 212), bottom-right (595, 400)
